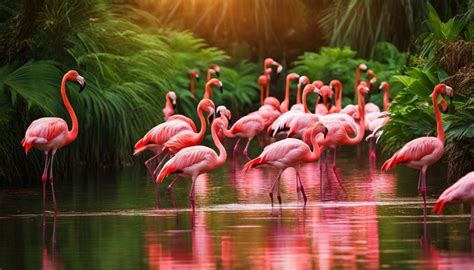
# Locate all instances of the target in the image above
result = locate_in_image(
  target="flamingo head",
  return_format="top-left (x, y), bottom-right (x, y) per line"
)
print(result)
top-left (369, 77), bottom-right (378, 92)
top-left (168, 91), bottom-right (177, 108)
top-left (216, 105), bottom-right (231, 121)
top-left (329, 80), bottom-right (341, 91)
top-left (312, 122), bottom-right (329, 139)
top-left (211, 64), bottom-right (220, 77)
top-left (258, 74), bottom-right (268, 86)
top-left (312, 80), bottom-right (324, 89)
top-left (287, 72), bottom-right (300, 81)
top-left (436, 84), bottom-right (455, 113)
top-left (66, 70), bottom-right (86, 93)
top-left (207, 78), bottom-right (223, 93)
top-left (298, 75), bottom-right (310, 89)
top-left (189, 70), bottom-right (199, 81)
top-left (379, 81), bottom-right (389, 92)
top-left (358, 84), bottom-right (370, 96)
top-left (199, 99), bottom-right (216, 124)
top-left (359, 63), bottom-right (368, 72)
top-left (367, 69), bottom-right (376, 78)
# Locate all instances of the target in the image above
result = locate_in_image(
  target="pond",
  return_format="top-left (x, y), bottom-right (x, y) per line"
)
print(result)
top-left (1, 143), bottom-right (473, 269)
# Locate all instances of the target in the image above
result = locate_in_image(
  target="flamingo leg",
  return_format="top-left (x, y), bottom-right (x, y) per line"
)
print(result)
top-left (243, 139), bottom-right (252, 160)
top-left (153, 153), bottom-right (169, 178)
top-left (276, 172), bottom-right (282, 206)
top-left (296, 168), bottom-right (307, 206)
top-left (319, 151), bottom-right (325, 200)
top-left (233, 138), bottom-right (241, 160)
top-left (145, 153), bottom-right (160, 179)
top-left (295, 169), bottom-right (300, 197)
top-left (189, 175), bottom-right (198, 211)
top-left (331, 149), bottom-right (347, 195)
top-left (48, 151), bottom-right (58, 214)
top-left (420, 167), bottom-right (428, 217)
top-left (41, 152), bottom-right (51, 212)
top-left (167, 175), bottom-right (180, 208)
top-left (269, 170), bottom-right (283, 207)
top-left (369, 140), bottom-right (376, 160)
top-left (470, 204), bottom-right (474, 233)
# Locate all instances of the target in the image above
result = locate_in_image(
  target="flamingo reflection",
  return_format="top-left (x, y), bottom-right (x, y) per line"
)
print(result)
top-left (42, 214), bottom-right (63, 270)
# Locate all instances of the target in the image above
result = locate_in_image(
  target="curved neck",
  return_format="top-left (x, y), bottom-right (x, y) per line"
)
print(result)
top-left (307, 129), bottom-right (322, 162)
top-left (190, 79), bottom-right (195, 97)
top-left (355, 67), bottom-right (361, 91)
top-left (222, 124), bottom-right (235, 138)
top-left (61, 76), bottom-right (78, 143)
top-left (165, 94), bottom-right (173, 113)
top-left (336, 82), bottom-right (342, 111)
top-left (204, 84), bottom-right (212, 100)
top-left (347, 89), bottom-right (366, 144)
top-left (212, 124), bottom-right (227, 165)
top-left (383, 85), bottom-right (390, 111)
top-left (302, 89), bottom-right (311, 113)
top-left (284, 77), bottom-right (292, 105)
top-left (196, 107), bottom-right (207, 141)
top-left (265, 75), bottom-right (270, 98)
top-left (296, 84), bottom-right (302, 104)
top-left (432, 90), bottom-right (445, 144)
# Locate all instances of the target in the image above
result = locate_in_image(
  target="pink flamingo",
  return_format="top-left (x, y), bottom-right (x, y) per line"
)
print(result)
top-left (433, 171), bottom-right (474, 232)
top-left (222, 113), bottom-right (265, 160)
top-left (295, 76), bottom-right (310, 105)
top-left (315, 84), bottom-right (369, 192)
top-left (162, 99), bottom-right (216, 156)
top-left (329, 80), bottom-right (342, 113)
top-left (156, 118), bottom-right (227, 211)
top-left (353, 63), bottom-right (368, 101)
top-left (280, 73), bottom-right (300, 113)
top-left (21, 70), bottom-right (86, 213)
top-left (365, 81), bottom-right (391, 159)
top-left (263, 58), bottom-right (283, 98)
top-left (315, 85), bottom-right (333, 115)
top-left (243, 122), bottom-right (328, 206)
top-left (203, 78), bottom-right (223, 100)
top-left (258, 68), bottom-right (272, 105)
top-left (162, 91), bottom-right (177, 121)
top-left (382, 83), bottom-right (454, 214)
top-left (207, 64), bottom-right (220, 81)
top-left (188, 70), bottom-right (199, 98)
top-left (215, 105), bottom-right (232, 140)
top-left (270, 84), bottom-right (321, 137)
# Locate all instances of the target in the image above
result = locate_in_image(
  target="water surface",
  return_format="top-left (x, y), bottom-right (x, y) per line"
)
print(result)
top-left (1, 144), bottom-right (473, 269)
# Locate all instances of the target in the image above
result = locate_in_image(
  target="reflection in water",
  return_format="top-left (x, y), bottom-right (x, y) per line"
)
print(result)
top-left (2, 145), bottom-right (474, 269)
top-left (42, 215), bottom-right (63, 270)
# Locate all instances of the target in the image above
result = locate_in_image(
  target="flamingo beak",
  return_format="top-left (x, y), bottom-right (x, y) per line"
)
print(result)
top-left (172, 100), bottom-right (176, 110)
top-left (77, 76), bottom-right (86, 93)
top-left (215, 71), bottom-right (220, 77)
top-left (323, 127), bottom-right (328, 139)
top-left (219, 85), bottom-right (223, 93)
top-left (196, 75), bottom-right (200, 82)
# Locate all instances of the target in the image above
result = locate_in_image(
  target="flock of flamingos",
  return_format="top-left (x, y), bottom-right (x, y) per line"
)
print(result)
top-left (21, 58), bottom-right (474, 231)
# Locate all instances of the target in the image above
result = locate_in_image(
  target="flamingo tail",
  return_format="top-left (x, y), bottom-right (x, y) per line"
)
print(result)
top-left (243, 157), bottom-right (264, 171)
top-left (381, 152), bottom-right (401, 171)
top-left (433, 200), bottom-right (447, 214)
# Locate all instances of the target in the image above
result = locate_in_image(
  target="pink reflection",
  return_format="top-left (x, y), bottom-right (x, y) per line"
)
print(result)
top-left (194, 174), bottom-right (210, 206)
top-left (42, 215), bottom-right (64, 270)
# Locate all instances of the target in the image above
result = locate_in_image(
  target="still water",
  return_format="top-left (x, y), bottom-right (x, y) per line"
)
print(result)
top-left (1, 143), bottom-right (473, 269)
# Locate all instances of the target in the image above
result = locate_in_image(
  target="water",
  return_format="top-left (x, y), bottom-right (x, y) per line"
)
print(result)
top-left (1, 144), bottom-right (473, 269)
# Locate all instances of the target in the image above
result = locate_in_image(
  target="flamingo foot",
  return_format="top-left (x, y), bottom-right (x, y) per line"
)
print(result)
top-left (269, 192), bottom-right (274, 207)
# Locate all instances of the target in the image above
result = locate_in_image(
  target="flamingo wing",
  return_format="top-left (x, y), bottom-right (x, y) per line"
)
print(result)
top-left (163, 130), bottom-right (199, 154)
top-left (157, 146), bottom-right (216, 182)
top-left (230, 115), bottom-right (264, 135)
top-left (22, 117), bottom-right (68, 153)
top-left (382, 137), bottom-right (443, 171)
top-left (167, 114), bottom-right (197, 132)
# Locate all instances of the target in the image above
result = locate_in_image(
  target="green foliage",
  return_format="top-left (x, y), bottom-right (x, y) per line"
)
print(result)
top-left (291, 44), bottom-right (406, 107)
top-left (0, 0), bottom-right (259, 184)
top-left (419, 3), bottom-right (473, 69)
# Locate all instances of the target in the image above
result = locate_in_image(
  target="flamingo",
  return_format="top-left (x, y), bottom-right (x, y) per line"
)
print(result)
top-left (222, 113), bottom-right (265, 160)
top-left (280, 73), bottom-right (300, 113)
top-left (162, 99), bottom-right (216, 156)
top-left (188, 70), bottom-right (199, 98)
top-left (295, 76), bottom-right (310, 105)
top-left (162, 91), bottom-right (177, 121)
top-left (271, 84), bottom-right (321, 137)
top-left (207, 64), bottom-right (220, 81)
top-left (21, 70), bottom-right (86, 213)
top-left (433, 171), bottom-right (474, 232)
top-left (258, 68), bottom-right (272, 105)
top-left (353, 63), bottom-right (368, 101)
top-left (382, 83), bottom-right (454, 215)
top-left (263, 58), bottom-right (283, 98)
top-left (365, 81), bottom-right (391, 159)
top-left (215, 105), bottom-right (232, 140)
top-left (156, 118), bottom-right (228, 211)
top-left (315, 85), bottom-right (333, 115)
top-left (315, 84), bottom-right (369, 190)
top-left (329, 80), bottom-right (342, 113)
top-left (203, 78), bottom-right (223, 100)
top-left (243, 122), bottom-right (328, 206)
